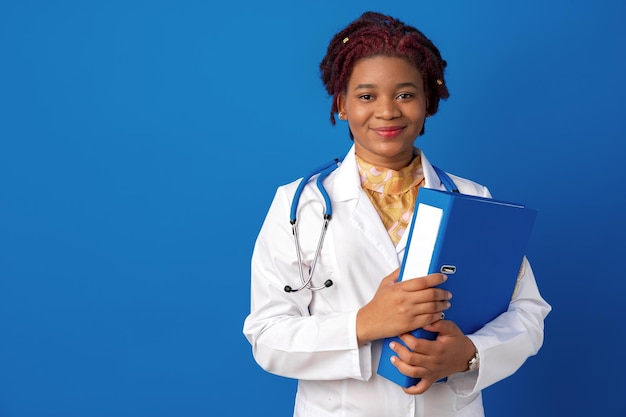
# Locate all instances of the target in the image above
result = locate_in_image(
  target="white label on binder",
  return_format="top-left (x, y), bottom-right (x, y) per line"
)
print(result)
top-left (401, 204), bottom-right (443, 280)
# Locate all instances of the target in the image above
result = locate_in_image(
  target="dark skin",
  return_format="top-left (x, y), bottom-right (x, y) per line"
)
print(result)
top-left (393, 320), bottom-right (477, 395)
top-left (356, 269), bottom-right (450, 344)
top-left (345, 56), bottom-right (477, 394)
top-left (356, 269), bottom-right (476, 394)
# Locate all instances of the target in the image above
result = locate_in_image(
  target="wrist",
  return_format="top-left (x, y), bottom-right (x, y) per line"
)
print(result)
top-left (356, 307), bottom-right (374, 346)
top-left (461, 337), bottom-right (479, 372)
top-left (466, 349), bottom-right (480, 372)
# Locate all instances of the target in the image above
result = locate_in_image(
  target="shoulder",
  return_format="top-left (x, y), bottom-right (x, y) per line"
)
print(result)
top-left (446, 173), bottom-right (493, 198)
top-left (419, 149), bottom-right (492, 198)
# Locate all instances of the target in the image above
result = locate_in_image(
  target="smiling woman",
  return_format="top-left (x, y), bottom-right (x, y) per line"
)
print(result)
top-left (337, 56), bottom-right (428, 170)
top-left (1, 0), bottom-right (625, 416)
top-left (242, 10), bottom-right (551, 417)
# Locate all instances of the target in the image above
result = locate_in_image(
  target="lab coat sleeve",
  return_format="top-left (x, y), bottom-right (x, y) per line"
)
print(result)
top-left (242, 185), bottom-right (372, 381)
top-left (446, 256), bottom-right (551, 395)
top-left (441, 182), bottom-right (551, 395)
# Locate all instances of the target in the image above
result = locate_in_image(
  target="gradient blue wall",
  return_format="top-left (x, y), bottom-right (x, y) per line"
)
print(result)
top-left (1, 1), bottom-right (625, 416)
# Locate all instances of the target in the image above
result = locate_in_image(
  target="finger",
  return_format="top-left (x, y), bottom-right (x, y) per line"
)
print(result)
top-left (406, 300), bottom-right (451, 319)
top-left (412, 287), bottom-right (453, 302)
top-left (389, 353), bottom-right (426, 380)
top-left (390, 338), bottom-right (418, 358)
top-left (390, 353), bottom-right (439, 396)
top-left (394, 285), bottom-right (452, 306)
top-left (401, 273), bottom-right (449, 291)
top-left (423, 319), bottom-right (462, 337)
top-left (392, 303), bottom-right (450, 333)
top-left (396, 333), bottom-right (434, 354)
top-left (423, 318), bottom-right (445, 333)
top-left (403, 378), bottom-right (437, 395)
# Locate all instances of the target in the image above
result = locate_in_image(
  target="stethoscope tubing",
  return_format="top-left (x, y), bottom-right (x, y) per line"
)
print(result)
top-left (286, 159), bottom-right (341, 293)
top-left (285, 158), bottom-right (457, 293)
top-left (290, 158), bottom-right (342, 224)
top-left (432, 165), bottom-right (459, 193)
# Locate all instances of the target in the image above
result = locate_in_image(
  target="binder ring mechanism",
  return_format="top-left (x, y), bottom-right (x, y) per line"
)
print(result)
top-left (440, 265), bottom-right (456, 274)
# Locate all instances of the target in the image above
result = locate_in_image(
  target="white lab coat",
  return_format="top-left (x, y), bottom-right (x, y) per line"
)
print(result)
top-left (243, 145), bottom-right (551, 417)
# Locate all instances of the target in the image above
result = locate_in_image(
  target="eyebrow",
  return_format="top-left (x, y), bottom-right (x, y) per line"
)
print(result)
top-left (353, 82), bottom-right (419, 90)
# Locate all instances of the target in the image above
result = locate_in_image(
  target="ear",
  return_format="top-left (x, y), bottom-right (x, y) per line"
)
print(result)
top-left (336, 94), bottom-right (347, 114)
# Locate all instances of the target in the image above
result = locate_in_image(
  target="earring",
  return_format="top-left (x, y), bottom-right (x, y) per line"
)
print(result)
top-left (338, 112), bottom-right (347, 120)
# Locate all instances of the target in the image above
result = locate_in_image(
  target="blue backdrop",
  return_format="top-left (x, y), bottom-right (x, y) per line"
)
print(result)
top-left (1, 1), bottom-right (625, 416)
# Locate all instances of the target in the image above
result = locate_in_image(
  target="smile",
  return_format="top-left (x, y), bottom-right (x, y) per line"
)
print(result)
top-left (373, 126), bottom-right (405, 139)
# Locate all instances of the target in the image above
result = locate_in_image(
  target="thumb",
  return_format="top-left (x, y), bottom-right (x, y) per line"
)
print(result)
top-left (423, 318), bottom-right (452, 334)
top-left (382, 268), bottom-right (401, 284)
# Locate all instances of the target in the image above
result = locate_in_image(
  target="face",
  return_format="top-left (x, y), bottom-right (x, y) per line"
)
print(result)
top-left (337, 55), bottom-right (428, 170)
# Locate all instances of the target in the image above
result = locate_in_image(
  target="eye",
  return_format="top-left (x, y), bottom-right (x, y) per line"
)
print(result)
top-left (358, 94), bottom-right (374, 101)
top-left (397, 92), bottom-right (415, 100)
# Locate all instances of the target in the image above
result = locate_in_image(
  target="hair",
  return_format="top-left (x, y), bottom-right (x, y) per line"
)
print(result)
top-left (320, 11), bottom-right (450, 127)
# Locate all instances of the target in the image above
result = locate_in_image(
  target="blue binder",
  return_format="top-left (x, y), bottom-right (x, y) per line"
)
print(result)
top-left (376, 187), bottom-right (538, 388)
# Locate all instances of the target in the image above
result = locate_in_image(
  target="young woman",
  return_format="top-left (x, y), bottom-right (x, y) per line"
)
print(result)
top-left (243, 11), bottom-right (550, 417)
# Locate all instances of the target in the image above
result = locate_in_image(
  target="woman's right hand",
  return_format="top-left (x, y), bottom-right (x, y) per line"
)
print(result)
top-left (355, 269), bottom-right (451, 346)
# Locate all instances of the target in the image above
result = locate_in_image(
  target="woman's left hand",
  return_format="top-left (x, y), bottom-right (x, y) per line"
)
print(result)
top-left (387, 319), bottom-right (477, 395)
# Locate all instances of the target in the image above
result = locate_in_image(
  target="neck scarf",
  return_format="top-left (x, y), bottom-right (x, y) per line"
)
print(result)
top-left (356, 154), bottom-right (425, 245)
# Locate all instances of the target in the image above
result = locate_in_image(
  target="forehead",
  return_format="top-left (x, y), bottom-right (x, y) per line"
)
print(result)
top-left (347, 55), bottom-right (424, 88)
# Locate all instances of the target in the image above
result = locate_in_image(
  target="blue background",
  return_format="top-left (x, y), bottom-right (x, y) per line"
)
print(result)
top-left (1, 1), bottom-right (625, 416)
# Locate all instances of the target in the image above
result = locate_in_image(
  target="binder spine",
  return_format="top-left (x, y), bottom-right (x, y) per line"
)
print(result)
top-left (376, 194), bottom-right (452, 388)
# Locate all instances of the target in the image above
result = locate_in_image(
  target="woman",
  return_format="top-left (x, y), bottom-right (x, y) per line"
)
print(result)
top-left (243, 11), bottom-right (551, 417)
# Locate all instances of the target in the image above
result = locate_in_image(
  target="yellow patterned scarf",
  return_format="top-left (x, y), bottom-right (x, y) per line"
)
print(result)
top-left (356, 154), bottom-right (425, 245)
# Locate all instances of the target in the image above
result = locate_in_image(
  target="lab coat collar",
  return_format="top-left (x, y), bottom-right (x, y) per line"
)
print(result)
top-left (328, 145), bottom-right (448, 257)
top-left (421, 151), bottom-right (448, 192)
top-left (330, 144), bottom-right (447, 198)
top-left (329, 144), bottom-right (362, 202)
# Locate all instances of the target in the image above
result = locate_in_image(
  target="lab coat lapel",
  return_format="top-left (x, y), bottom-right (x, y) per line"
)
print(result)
top-left (328, 146), bottom-right (448, 270)
top-left (395, 150), bottom-right (447, 259)
top-left (331, 146), bottom-right (401, 270)
top-left (351, 193), bottom-right (400, 269)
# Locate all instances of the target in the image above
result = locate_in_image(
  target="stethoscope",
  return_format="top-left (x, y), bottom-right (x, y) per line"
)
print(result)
top-left (284, 158), bottom-right (459, 293)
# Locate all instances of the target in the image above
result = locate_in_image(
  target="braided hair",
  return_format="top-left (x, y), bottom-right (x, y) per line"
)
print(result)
top-left (320, 11), bottom-right (450, 127)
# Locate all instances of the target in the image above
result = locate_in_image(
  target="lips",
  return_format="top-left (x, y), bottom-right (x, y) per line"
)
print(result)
top-left (373, 126), bottom-right (405, 139)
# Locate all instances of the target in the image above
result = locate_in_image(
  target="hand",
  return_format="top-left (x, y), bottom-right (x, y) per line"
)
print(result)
top-left (386, 319), bottom-right (476, 395)
top-left (356, 269), bottom-right (452, 345)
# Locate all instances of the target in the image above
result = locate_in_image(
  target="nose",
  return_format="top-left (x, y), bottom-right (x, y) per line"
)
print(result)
top-left (375, 97), bottom-right (401, 120)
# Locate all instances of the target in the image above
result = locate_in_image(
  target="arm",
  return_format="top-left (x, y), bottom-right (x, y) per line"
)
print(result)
top-left (442, 182), bottom-right (552, 394)
top-left (242, 186), bottom-right (371, 381)
top-left (243, 186), bottom-right (452, 381)
top-left (384, 257), bottom-right (550, 395)
top-left (447, 257), bottom-right (551, 395)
